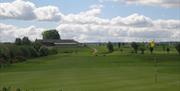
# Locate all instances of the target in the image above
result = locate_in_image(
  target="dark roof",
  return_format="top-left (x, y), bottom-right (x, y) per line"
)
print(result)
top-left (37, 39), bottom-right (79, 44)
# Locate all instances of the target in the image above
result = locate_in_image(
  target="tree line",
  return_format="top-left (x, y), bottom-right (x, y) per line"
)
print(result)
top-left (107, 42), bottom-right (180, 54)
top-left (0, 37), bottom-right (58, 68)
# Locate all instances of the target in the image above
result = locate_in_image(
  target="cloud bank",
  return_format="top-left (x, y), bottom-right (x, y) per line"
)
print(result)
top-left (0, 0), bottom-right (61, 21)
top-left (100, 0), bottom-right (180, 8)
top-left (0, 23), bottom-right (44, 42)
top-left (0, 0), bottom-right (180, 42)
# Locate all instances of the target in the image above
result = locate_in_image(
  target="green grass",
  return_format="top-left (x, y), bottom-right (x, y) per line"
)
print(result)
top-left (0, 46), bottom-right (180, 91)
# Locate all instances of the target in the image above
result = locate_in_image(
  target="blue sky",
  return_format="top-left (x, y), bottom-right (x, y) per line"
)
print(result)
top-left (0, 0), bottom-right (180, 42)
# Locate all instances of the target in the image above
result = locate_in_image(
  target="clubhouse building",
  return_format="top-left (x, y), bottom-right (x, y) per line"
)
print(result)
top-left (37, 39), bottom-right (80, 47)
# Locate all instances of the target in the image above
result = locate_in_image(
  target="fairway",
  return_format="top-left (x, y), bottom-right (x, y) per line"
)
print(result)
top-left (0, 47), bottom-right (180, 91)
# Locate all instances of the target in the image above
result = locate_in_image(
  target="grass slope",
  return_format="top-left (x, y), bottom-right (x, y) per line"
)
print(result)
top-left (0, 46), bottom-right (180, 91)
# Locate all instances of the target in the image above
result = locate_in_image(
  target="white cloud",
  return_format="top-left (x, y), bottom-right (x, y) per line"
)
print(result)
top-left (0, 0), bottom-right (36, 20)
top-left (0, 0), bottom-right (61, 21)
top-left (56, 7), bottom-right (180, 42)
top-left (111, 13), bottom-right (153, 27)
top-left (100, 0), bottom-right (180, 8)
top-left (34, 6), bottom-right (61, 21)
top-left (56, 23), bottom-right (180, 42)
top-left (0, 1), bottom-right (179, 42)
top-left (0, 23), bottom-right (44, 42)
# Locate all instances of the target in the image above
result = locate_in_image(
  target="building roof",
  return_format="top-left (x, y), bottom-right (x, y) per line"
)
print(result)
top-left (37, 39), bottom-right (79, 44)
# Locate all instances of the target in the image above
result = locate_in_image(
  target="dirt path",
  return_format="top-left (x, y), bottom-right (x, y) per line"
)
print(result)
top-left (91, 47), bottom-right (98, 55)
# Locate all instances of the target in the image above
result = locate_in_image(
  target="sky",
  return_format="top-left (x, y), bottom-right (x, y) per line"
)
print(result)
top-left (0, 0), bottom-right (180, 42)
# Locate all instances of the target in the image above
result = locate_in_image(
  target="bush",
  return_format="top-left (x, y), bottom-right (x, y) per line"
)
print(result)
top-left (0, 41), bottom-right (57, 66)
top-left (0, 45), bottom-right (11, 63)
top-left (19, 46), bottom-right (31, 58)
top-left (49, 48), bottom-right (58, 55)
top-left (16, 88), bottom-right (21, 91)
top-left (2, 86), bottom-right (10, 91)
top-left (39, 46), bottom-right (49, 56)
top-left (175, 44), bottom-right (180, 54)
top-left (166, 47), bottom-right (170, 54)
top-left (28, 46), bottom-right (39, 57)
top-left (33, 40), bottom-right (42, 51)
top-left (15, 56), bottom-right (26, 62)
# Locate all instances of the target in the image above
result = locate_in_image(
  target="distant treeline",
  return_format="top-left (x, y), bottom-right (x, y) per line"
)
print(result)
top-left (0, 37), bottom-right (58, 68)
top-left (105, 42), bottom-right (180, 55)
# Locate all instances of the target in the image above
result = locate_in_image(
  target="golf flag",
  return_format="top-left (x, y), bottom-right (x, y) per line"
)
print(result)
top-left (150, 40), bottom-right (155, 48)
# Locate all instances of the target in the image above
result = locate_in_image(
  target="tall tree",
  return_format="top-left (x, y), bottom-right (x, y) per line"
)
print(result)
top-left (118, 42), bottom-right (121, 48)
top-left (15, 38), bottom-right (22, 45)
top-left (42, 29), bottom-right (60, 40)
top-left (175, 44), bottom-right (180, 55)
top-left (131, 42), bottom-right (139, 54)
top-left (22, 37), bottom-right (31, 45)
top-left (139, 43), bottom-right (146, 54)
top-left (149, 40), bottom-right (155, 54)
top-left (107, 42), bottom-right (114, 53)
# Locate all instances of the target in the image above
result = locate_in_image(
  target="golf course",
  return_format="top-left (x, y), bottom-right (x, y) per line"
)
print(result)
top-left (0, 45), bottom-right (180, 91)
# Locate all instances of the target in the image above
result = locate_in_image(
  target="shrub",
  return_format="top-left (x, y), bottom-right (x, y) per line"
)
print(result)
top-left (120, 49), bottom-right (123, 53)
top-left (49, 48), bottom-right (58, 55)
top-left (166, 47), bottom-right (170, 54)
top-left (175, 44), bottom-right (180, 54)
top-left (28, 46), bottom-right (38, 57)
top-left (33, 41), bottom-right (42, 51)
top-left (15, 56), bottom-right (26, 62)
top-left (2, 87), bottom-right (8, 91)
top-left (0, 45), bottom-right (11, 63)
top-left (16, 88), bottom-right (21, 91)
top-left (19, 46), bottom-right (31, 58)
top-left (2, 86), bottom-right (11, 91)
top-left (39, 46), bottom-right (49, 56)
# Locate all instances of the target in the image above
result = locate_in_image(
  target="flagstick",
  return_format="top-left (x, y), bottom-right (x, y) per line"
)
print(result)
top-left (154, 57), bottom-right (158, 83)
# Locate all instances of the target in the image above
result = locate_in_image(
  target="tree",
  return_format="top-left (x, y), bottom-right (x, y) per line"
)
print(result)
top-left (149, 40), bottom-right (155, 54)
top-left (166, 47), bottom-right (170, 54)
top-left (131, 42), bottom-right (139, 54)
top-left (107, 42), bottom-right (114, 53)
top-left (162, 44), bottom-right (166, 52)
top-left (22, 37), bottom-right (31, 45)
top-left (15, 38), bottom-right (22, 45)
top-left (139, 43), bottom-right (146, 54)
top-left (0, 45), bottom-right (10, 63)
top-left (175, 44), bottom-right (180, 55)
top-left (42, 29), bottom-right (60, 40)
top-left (118, 42), bottom-right (121, 48)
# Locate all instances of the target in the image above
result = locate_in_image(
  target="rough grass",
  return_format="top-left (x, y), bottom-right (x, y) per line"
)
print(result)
top-left (0, 46), bottom-right (180, 91)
